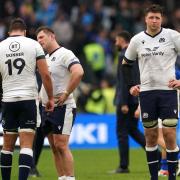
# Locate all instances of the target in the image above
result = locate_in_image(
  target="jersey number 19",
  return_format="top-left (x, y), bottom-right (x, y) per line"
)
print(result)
top-left (5, 58), bottom-right (25, 75)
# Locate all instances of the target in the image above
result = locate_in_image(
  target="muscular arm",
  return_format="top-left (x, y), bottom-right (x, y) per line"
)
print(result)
top-left (37, 59), bottom-right (53, 99)
top-left (37, 59), bottom-right (54, 111)
top-left (66, 63), bottom-right (84, 95)
top-left (57, 63), bottom-right (84, 106)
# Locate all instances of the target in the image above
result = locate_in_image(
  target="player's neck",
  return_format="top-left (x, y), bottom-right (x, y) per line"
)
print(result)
top-left (146, 27), bottom-right (161, 36)
top-left (48, 42), bottom-right (61, 54)
top-left (9, 30), bottom-right (26, 37)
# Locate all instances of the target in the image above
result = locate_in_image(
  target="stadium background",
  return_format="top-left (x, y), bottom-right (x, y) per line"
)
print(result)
top-left (0, 0), bottom-right (180, 148)
top-left (0, 1), bottom-right (180, 179)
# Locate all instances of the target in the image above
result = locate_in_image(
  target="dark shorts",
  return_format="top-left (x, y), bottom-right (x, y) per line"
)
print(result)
top-left (1, 100), bottom-right (37, 132)
top-left (139, 90), bottom-right (178, 123)
top-left (41, 105), bottom-right (76, 135)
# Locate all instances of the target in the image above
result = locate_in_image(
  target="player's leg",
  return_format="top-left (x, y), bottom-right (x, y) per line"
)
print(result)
top-left (176, 153), bottom-right (180, 176)
top-left (52, 105), bottom-right (76, 179)
top-left (162, 127), bottom-right (178, 179)
top-left (0, 133), bottom-right (18, 180)
top-left (19, 131), bottom-right (35, 180)
top-left (139, 91), bottom-right (159, 180)
top-left (41, 112), bottom-right (65, 179)
top-left (47, 132), bottom-right (65, 177)
top-left (157, 121), bottom-right (168, 176)
top-left (53, 134), bottom-right (74, 178)
top-left (18, 100), bottom-right (37, 180)
top-left (0, 102), bottom-right (18, 180)
top-left (159, 90), bottom-right (179, 180)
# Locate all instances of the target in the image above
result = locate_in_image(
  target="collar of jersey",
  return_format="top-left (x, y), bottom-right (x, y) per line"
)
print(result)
top-left (49, 47), bottom-right (61, 56)
top-left (9, 35), bottom-right (23, 37)
top-left (144, 27), bottom-right (163, 38)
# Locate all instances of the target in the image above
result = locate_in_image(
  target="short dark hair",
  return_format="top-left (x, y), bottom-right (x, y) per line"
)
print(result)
top-left (35, 26), bottom-right (55, 36)
top-left (9, 18), bottom-right (26, 32)
top-left (117, 31), bottom-right (131, 42)
top-left (144, 4), bottom-right (164, 16)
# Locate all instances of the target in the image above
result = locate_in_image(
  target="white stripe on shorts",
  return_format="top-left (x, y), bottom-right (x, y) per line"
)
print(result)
top-left (62, 106), bottom-right (74, 135)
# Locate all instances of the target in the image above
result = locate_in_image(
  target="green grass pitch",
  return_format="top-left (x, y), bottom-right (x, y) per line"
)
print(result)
top-left (10, 148), bottom-right (179, 180)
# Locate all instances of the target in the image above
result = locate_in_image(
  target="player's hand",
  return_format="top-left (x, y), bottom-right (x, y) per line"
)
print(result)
top-left (45, 98), bottom-right (54, 112)
top-left (121, 105), bottom-right (129, 114)
top-left (130, 85), bottom-right (140, 96)
top-left (168, 79), bottom-right (180, 89)
top-left (55, 92), bottom-right (69, 106)
top-left (134, 107), bottom-right (140, 119)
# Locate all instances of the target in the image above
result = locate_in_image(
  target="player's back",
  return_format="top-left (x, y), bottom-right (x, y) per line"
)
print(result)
top-left (0, 36), bottom-right (43, 102)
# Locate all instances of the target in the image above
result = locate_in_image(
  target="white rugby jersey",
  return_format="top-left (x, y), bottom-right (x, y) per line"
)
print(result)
top-left (125, 28), bottom-right (180, 91)
top-left (0, 35), bottom-right (45, 102)
top-left (40, 47), bottom-right (80, 107)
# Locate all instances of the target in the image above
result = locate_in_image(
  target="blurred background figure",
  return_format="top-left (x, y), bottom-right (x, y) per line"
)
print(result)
top-left (112, 31), bottom-right (145, 173)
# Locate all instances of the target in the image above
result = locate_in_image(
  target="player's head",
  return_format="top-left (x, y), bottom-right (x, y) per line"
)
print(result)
top-left (36, 26), bottom-right (56, 51)
top-left (115, 31), bottom-right (131, 50)
top-left (144, 4), bottom-right (164, 32)
top-left (144, 4), bottom-right (164, 16)
top-left (8, 18), bottom-right (26, 36)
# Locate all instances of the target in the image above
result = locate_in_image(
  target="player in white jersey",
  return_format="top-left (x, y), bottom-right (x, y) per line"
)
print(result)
top-left (36, 26), bottom-right (84, 180)
top-left (0, 18), bottom-right (54, 180)
top-left (123, 4), bottom-right (180, 180)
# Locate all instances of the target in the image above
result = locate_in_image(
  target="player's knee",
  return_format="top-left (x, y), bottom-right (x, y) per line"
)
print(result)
top-left (54, 141), bottom-right (68, 153)
top-left (142, 120), bottom-right (158, 128)
top-left (162, 118), bottom-right (178, 127)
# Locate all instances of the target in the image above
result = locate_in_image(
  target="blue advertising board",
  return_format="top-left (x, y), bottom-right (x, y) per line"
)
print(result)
top-left (0, 114), bottom-right (145, 149)
top-left (69, 114), bottom-right (144, 149)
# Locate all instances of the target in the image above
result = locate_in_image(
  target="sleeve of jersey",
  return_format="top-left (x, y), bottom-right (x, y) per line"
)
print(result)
top-left (170, 29), bottom-right (180, 54)
top-left (124, 37), bottom-right (138, 64)
top-left (63, 50), bottom-right (80, 70)
top-left (35, 42), bottom-right (45, 61)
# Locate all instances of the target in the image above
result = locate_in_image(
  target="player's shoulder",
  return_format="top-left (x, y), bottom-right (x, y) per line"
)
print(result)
top-left (162, 28), bottom-right (179, 36)
top-left (22, 36), bottom-right (39, 44)
top-left (161, 28), bottom-right (180, 41)
top-left (57, 47), bottom-right (75, 58)
top-left (60, 47), bottom-right (74, 55)
top-left (129, 31), bottom-right (145, 45)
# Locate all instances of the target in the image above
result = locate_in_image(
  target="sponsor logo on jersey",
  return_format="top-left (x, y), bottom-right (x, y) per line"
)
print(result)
top-left (141, 46), bottom-right (164, 57)
top-left (159, 38), bottom-right (165, 43)
top-left (9, 41), bottom-right (20, 52)
top-left (145, 47), bottom-right (159, 52)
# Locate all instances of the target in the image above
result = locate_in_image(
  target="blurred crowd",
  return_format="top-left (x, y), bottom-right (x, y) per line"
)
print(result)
top-left (0, 0), bottom-right (180, 113)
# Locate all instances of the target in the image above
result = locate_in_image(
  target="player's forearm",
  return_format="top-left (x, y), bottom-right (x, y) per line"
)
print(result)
top-left (41, 74), bottom-right (53, 99)
top-left (66, 68), bottom-right (84, 95)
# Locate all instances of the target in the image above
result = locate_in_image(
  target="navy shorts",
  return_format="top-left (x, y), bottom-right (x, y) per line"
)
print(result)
top-left (139, 90), bottom-right (178, 122)
top-left (41, 104), bottom-right (76, 135)
top-left (1, 100), bottom-right (37, 132)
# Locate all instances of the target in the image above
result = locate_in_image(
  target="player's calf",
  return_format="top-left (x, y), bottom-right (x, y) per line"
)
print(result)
top-left (0, 150), bottom-right (13, 180)
top-left (19, 148), bottom-right (33, 180)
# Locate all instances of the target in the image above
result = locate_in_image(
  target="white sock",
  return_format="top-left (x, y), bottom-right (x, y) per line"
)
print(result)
top-left (58, 176), bottom-right (66, 180)
top-left (66, 176), bottom-right (75, 180)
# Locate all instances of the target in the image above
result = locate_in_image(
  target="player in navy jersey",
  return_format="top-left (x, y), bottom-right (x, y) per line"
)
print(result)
top-left (123, 4), bottom-right (180, 180)
top-left (36, 26), bottom-right (84, 180)
top-left (0, 18), bottom-right (54, 180)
